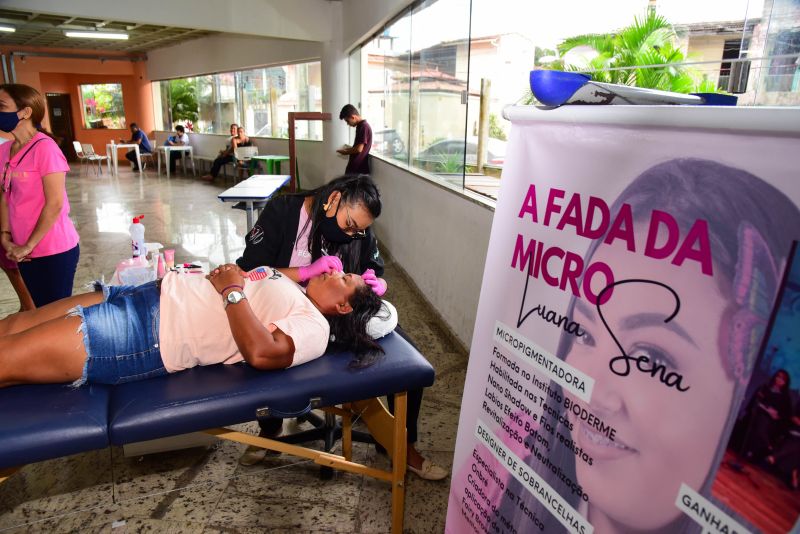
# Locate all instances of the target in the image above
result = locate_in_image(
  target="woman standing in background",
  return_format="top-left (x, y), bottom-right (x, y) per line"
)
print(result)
top-left (0, 84), bottom-right (80, 307)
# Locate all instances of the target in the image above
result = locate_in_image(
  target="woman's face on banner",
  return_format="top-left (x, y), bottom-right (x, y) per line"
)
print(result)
top-left (564, 236), bottom-right (735, 530)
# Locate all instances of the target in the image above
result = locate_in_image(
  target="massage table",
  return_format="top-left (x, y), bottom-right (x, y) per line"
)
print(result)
top-left (0, 331), bottom-right (434, 533)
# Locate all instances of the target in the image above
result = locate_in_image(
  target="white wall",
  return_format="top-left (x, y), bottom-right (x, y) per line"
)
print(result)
top-left (5, 0), bottom-right (334, 42)
top-left (369, 158), bottom-right (494, 347)
top-left (341, 0), bottom-right (415, 50)
top-left (147, 35), bottom-right (322, 80)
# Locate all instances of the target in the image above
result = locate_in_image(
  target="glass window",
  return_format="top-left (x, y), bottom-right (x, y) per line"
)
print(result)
top-left (349, 0), bottom-right (799, 201)
top-left (80, 83), bottom-right (126, 129)
top-left (764, 30), bottom-right (800, 93)
top-left (280, 62), bottom-right (323, 140)
top-left (153, 61), bottom-right (321, 138)
top-left (362, 13), bottom-right (411, 164)
top-left (409, 0), bottom-right (471, 189)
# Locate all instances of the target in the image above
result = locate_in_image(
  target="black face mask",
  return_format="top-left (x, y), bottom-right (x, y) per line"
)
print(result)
top-left (320, 201), bottom-right (353, 244)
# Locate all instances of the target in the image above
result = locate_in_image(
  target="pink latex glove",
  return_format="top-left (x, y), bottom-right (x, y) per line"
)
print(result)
top-left (362, 268), bottom-right (387, 297)
top-left (298, 255), bottom-right (343, 282)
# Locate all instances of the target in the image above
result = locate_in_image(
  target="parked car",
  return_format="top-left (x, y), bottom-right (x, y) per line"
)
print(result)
top-left (417, 136), bottom-right (506, 166)
top-left (373, 128), bottom-right (406, 156)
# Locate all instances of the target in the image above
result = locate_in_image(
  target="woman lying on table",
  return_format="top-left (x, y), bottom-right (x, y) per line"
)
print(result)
top-left (0, 261), bottom-right (382, 388)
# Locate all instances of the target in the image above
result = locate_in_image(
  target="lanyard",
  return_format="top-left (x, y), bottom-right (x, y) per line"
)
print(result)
top-left (2, 138), bottom-right (45, 194)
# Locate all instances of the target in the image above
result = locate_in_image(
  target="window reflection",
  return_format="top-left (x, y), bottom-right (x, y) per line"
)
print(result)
top-left (152, 62), bottom-right (322, 139)
top-left (350, 0), bottom-right (799, 202)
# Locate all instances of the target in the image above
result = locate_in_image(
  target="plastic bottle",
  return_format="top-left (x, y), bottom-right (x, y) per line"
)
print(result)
top-left (129, 215), bottom-right (145, 258)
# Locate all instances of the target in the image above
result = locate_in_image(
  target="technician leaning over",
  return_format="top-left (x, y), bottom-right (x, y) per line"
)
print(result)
top-left (237, 174), bottom-right (448, 480)
top-left (0, 84), bottom-right (79, 307)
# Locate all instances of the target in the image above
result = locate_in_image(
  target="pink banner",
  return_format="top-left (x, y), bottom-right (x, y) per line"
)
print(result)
top-left (446, 106), bottom-right (800, 534)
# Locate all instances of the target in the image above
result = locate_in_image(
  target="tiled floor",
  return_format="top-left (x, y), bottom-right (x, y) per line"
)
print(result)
top-left (0, 166), bottom-right (468, 533)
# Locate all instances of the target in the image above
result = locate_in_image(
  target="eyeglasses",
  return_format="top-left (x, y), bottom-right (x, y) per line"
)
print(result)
top-left (343, 204), bottom-right (367, 240)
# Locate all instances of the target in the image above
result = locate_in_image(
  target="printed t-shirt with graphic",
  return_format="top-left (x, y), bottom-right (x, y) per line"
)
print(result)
top-left (0, 132), bottom-right (78, 257)
top-left (289, 202), bottom-right (312, 268)
top-left (158, 267), bottom-right (329, 372)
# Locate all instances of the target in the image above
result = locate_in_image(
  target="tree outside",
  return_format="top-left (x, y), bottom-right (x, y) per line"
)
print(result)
top-left (81, 83), bottom-right (126, 129)
top-left (529, 10), bottom-right (719, 101)
top-left (168, 79), bottom-right (200, 128)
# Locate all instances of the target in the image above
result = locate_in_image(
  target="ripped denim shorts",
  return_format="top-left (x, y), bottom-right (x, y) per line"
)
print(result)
top-left (70, 280), bottom-right (167, 386)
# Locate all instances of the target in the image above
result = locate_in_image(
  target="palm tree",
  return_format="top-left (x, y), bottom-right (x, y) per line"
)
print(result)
top-left (556, 10), bottom-right (715, 93)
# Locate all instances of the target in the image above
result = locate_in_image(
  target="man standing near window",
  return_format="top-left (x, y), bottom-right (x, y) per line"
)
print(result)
top-left (167, 124), bottom-right (189, 174)
top-left (120, 123), bottom-right (152, 172)
top-left (337, 104), bottom-right (372, 175)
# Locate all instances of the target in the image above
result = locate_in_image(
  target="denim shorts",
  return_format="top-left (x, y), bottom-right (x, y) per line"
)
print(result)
top-left (70, 280), bottom-right (168, 386)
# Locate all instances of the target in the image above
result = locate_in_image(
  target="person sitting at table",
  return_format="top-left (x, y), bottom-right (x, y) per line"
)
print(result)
top-left (202, 123), bottom-right (238, 180)
top-left (232, 126), bottom-right (252, 150)
top-left (166, 125), bottom-right (190, 175)
top-left (232, 126), bottom-right (256, 177)
top-left (120, 123), bottom-right (152, 172)
top-left (0, 263), bottom-right (383, 389)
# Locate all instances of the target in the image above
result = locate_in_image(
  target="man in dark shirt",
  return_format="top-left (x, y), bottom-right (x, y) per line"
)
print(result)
top-left (121, 123), bottom-right (152, 172)
top-left (337, 104), bottom-right (372, 175)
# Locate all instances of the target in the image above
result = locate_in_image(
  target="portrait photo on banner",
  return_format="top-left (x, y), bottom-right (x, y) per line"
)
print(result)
top-left (446, 150), bottom-right (800, 534)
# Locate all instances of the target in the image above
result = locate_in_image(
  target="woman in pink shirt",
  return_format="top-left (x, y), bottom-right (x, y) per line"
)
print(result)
top-left (0, 84), bottom-right (80, 307)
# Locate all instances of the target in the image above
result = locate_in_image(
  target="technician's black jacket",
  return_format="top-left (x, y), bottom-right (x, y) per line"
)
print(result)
top-left (236, 194), bottom-right (384, 276)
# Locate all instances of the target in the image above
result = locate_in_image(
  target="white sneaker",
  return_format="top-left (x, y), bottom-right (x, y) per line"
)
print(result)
top-left (406, 459), bottom-right (449, 481)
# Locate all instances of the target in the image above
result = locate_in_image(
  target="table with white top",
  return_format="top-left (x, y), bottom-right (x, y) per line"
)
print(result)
top-left (106, 143), bottom-right (142, 175)
top-left (156, 146), bottom-right (196, 179)
top-left (218, 174), bottom-right (291, 230)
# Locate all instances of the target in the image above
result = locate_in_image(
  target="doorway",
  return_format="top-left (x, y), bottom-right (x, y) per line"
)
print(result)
top-left (45, 93), bottom-right (76, 161)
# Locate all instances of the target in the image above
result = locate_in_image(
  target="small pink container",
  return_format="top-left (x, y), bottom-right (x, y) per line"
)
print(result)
top-left (164, 249), bottom-right (175, 269)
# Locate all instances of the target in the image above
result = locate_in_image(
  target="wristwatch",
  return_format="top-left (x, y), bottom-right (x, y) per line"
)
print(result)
top-left (224, 290), bottom-right (246, 308)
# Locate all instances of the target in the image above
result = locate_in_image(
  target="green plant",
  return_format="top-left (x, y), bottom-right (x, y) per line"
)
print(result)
top-left (553, 10), bottom-right (722, 94)
top-left (489, 113), bottom-right (507, 141)
top-left (169, 79), bottom-right (200, 123)
top-left (81, 84), bottom-right (126, 128)
top-left (434, 153), bottom-right (465, 174)
top-left (534, 47), bottom-right (559, 67)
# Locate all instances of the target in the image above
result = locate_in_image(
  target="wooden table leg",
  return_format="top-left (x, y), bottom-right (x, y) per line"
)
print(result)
top-left (391, 391), bottom-right (407, 534)
top-left (342, 404), bottom-right (353, 462)
top-left (0, 466), bottom-right (19, 484)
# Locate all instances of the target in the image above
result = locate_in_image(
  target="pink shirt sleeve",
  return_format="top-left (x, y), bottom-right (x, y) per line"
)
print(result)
top-left (272, 311), bottom-right (330, 367)
top-left (33, 136), bottom-right (70, 176)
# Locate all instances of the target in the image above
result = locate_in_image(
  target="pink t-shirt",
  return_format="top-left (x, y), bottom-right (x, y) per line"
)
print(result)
top-left (289, 203), bottom-right (312, 268)
top-left (0, 132), bottom-right (78, 257)
top-left (158, 268), bottom-right (330, 373)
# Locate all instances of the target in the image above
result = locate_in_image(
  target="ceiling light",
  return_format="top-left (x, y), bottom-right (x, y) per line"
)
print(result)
top-left (0, 25), bottom-right (16, 33)
top-left (64, 31), bottom-right (129, 40)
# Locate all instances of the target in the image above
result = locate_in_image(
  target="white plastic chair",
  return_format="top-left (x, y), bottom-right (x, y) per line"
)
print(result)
top-left (139, 138), bottom-right (155, 171)
top-left (233, 146), bottom-right (258, 182)
top-left (72, 141), bottom-right (89, 175)
top-left (81, 143), bottom-right (108, 176)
